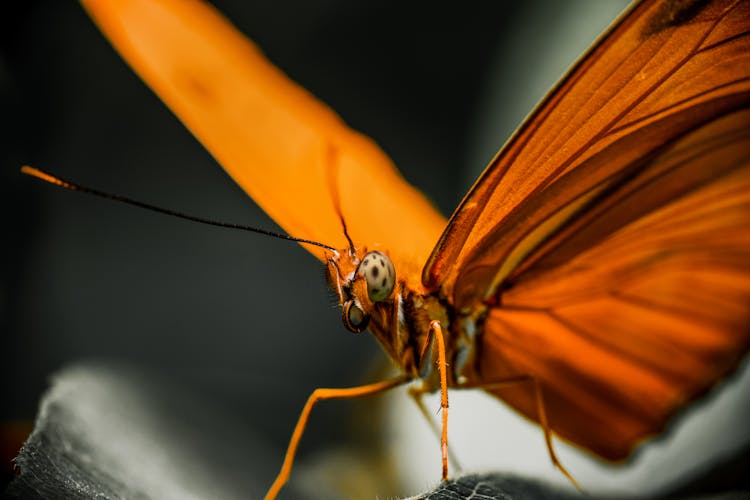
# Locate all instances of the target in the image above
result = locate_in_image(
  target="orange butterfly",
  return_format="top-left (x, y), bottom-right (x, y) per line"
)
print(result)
top-left (26, 0), bottom-right (750, 498)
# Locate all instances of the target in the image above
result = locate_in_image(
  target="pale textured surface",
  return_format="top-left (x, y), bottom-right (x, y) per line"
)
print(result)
top-left (4, 362), bottom-right (749, 499)
top-left (5, 362), bottom-right (297, 500)
top-left (413, 475), bottom-right (580, 500)
top-left (412, 474), bottom-right (750, 500)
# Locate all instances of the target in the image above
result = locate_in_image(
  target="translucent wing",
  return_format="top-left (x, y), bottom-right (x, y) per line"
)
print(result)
top-left (81, 0), bottom-right (446, 270)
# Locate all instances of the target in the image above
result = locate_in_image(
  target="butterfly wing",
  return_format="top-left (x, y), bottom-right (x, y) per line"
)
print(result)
top-left (81, 0), bottom-right (446, 268)
top-left (424, 0), bottom-right (750, 304)
top-left (423, 0), bottom-right (750, 459)
top-left (482, 109), bottom-right (750, 460)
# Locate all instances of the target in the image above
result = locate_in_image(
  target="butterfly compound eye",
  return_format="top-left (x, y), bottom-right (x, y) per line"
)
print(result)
top-left (356, 250), bottom-right (395, 302)
top-left (343, 301), bottom-right (369, 333)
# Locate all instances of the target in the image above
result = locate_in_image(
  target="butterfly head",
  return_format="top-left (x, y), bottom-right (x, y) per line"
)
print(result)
top-left (326, 249), bottom-right (396, 334)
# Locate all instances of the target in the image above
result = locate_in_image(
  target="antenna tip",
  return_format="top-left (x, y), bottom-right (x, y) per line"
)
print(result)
top-left (21, 165), bottom-right (69, 188)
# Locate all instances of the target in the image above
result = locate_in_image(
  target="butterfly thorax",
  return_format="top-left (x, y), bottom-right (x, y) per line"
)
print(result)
top-left (325, 246), bottom-right (470, 390)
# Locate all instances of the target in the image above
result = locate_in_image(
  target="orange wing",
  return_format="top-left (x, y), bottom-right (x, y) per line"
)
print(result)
top-left (480, 109), bottom-right (750, 460)
top-left (427, 0), bottom-right (750, 459)
top-left (424, 0), bottom-right (750, 307)
top-left (80, 0), bottom-right (445, 275)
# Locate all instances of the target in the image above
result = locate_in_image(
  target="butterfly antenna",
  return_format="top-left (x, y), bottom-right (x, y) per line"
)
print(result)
top-left (21, 166), bottom-right (337, 253)
top-left (323, 145), bottom-right (356, 257)
top-left (339, 215), bottom-right (356, 258)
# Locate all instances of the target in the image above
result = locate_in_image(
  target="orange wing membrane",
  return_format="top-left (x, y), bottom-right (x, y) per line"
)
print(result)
top-left (478, 109), bottom-right (750, 459)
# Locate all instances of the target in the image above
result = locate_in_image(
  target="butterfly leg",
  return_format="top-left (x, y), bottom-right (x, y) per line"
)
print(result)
top-left (265, 376), bottom-right (410, 500)
top-left (416, 320), bottom-right (451, 481)
top-left (461, 375), bottom-right (580, 489)
top-left (408, 384), bottom-right (463, 472)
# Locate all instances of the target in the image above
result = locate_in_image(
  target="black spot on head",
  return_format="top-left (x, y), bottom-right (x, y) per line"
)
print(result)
top-left (362, 258), bottom-right (369, 267)
top-left (372, 266), bottom-right (379, 278)
top-left (643, 0), bottom-right (709, 37)
top-left (382, 277), bottom-right (387, 287)
top-left (380, 259), bottom-right (385, 267)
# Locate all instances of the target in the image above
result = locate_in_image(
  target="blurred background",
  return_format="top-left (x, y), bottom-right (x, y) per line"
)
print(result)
top-left (3, 1), bottom-right (748, 498)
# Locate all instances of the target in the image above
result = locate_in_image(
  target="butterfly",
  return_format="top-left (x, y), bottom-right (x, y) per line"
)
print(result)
top-left (28, 0), bottom-right (750, 498)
